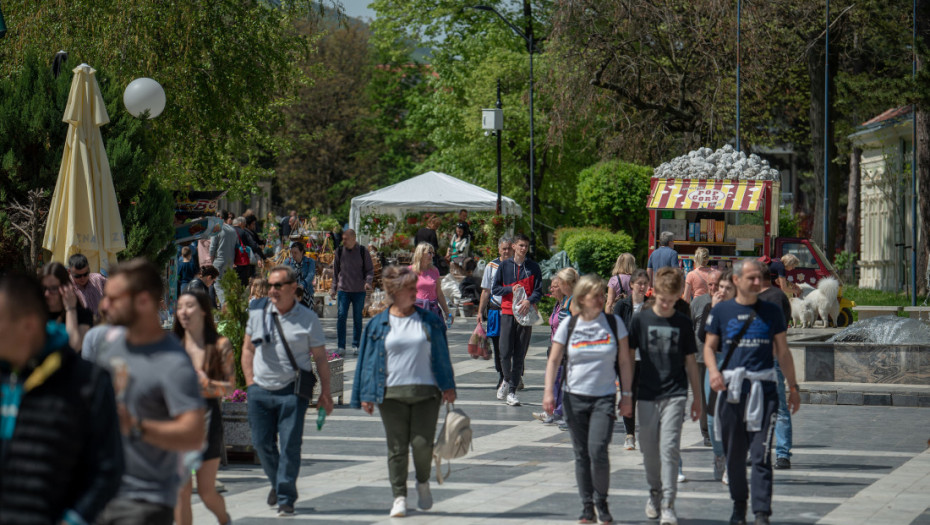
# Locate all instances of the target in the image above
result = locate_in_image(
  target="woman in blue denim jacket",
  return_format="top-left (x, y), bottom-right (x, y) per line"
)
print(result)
top-left (284, 242), bottom-right (316, 297)
top-left (351, 265), bottom-right (456, 518)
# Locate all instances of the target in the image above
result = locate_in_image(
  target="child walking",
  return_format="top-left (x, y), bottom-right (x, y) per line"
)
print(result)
top-left (627, 267), bottom-right (702, 525)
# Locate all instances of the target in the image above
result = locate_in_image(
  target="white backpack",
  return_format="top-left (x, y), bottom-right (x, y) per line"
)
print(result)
top-left (433, 404), bottom-right (472, 484)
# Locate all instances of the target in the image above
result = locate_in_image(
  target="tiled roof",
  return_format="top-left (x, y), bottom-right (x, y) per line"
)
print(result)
top-left (861, 106), bottom-right (912, 127)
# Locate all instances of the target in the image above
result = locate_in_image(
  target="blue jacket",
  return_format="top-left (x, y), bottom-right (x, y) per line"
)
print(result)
top-left (284, 256), bottom-right (316, 293)
top-left (350, 307), bottom-right (456, 408)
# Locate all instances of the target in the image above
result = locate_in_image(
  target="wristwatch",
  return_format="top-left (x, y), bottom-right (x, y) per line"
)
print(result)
top-left (130, 419), bottom-right (145, 441)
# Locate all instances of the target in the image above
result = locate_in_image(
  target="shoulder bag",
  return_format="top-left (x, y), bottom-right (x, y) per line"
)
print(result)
top-left (706, 304), bottom-right (758, 416)
top-left (271, 311), bottom-right (318, 402)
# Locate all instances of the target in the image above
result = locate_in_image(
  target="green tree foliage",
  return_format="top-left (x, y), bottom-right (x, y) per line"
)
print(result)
top-left (0, 0), bottom-right (336, 197)
top-left (218, 269), bottom-right (248, 388)
top-left (575, 160), bottom-right (653, 243)
top-left (119, 178), bottom-right (176, 268)
top-left (558, 228), bottom-right (635, 277)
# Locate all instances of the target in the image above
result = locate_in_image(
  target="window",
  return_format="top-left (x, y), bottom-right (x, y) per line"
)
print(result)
top-left (782, 243), bottom-right (818, 269)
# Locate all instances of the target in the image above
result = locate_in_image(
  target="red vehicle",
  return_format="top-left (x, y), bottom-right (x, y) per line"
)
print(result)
top-left (646, 178), bottom-right (854, 326)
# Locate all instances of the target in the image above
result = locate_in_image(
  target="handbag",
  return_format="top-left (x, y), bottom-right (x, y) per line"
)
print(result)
top-left (271, 311), bottom-right (318, 401)
top-left (706, 306), bottom-right (758, 417)
top-left (433, 403), bottom-right (472, 484)
top-left (234, 231), bottom-right (250, 267)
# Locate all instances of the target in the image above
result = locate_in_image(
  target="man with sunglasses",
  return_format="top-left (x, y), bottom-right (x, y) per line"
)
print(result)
top-left (242, 265), bottom-right (334, 517)
top-left (69, 253), bottom-right (108, 319)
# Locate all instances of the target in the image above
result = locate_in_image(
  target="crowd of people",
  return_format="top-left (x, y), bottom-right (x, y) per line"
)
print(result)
top-left (1, 220), bottom-right (803, 525)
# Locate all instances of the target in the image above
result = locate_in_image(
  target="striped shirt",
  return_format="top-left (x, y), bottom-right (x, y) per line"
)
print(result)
top-left (75, 273), bottom-right (107, 317)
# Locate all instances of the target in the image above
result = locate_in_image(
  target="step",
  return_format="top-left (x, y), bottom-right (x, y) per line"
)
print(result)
top-left (800, 381), bottom-right (930, 408)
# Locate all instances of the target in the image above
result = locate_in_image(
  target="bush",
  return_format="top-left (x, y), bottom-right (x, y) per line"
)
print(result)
top-left (779, 207), bottom-right (799, 238)
top-left (537, 295), bottom-right (557, 324)
top-left (561, 228), bottom-right (635, 277)
top-left (217, 270), bottom-right (248, 389)
top-left (575, 160), bottom-right (653, 239)
top-left (554, 226), bottom-right (608, 252)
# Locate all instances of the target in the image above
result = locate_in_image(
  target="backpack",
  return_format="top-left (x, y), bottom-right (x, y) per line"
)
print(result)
top-left (432, 403), bottom-right (472, 484)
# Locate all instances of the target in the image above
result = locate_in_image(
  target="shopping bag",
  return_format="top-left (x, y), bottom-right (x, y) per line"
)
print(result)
top-left (467, 320), bottom-right (491, 360)
top-left (512, 285), bottom-right (542, 326)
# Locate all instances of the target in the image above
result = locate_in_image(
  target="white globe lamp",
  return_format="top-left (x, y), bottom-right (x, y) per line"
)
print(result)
top-left (123, 78), bottom-right (166, 119)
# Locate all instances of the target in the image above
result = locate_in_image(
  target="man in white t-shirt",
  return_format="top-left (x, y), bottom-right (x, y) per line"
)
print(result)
top-left (478, 236), bottom-right (512, 390)
top-left (241, 265), bottom-right (334, 517)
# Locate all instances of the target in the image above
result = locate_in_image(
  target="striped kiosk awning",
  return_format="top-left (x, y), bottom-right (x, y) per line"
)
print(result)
top-left (647, 179), bottom-right (766, 211)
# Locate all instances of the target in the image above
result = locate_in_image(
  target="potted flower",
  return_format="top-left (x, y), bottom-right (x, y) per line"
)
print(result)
top-left (221, 389), bottom-right (254, 456)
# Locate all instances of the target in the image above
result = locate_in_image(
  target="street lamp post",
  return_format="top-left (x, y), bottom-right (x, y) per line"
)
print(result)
top-left (482, 80), bottom-right (504, 215)
top-left (469, 4), bottom-right (536, 253)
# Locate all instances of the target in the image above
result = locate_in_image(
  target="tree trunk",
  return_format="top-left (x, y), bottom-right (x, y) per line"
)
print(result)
top-left (846, 148), bottom-right (861, 257)
top-left (916, 0), bottom-right (930, 297)
top-left (807, 32), bottom-right (842, 257)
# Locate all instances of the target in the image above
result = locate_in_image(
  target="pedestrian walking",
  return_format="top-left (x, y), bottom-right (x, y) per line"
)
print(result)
top-left (241, 264), bottom-right (334, 517)
top-left (209, 219), bottom-right (238, 306)
top-left (757, 264), bottom-right (794, 471)
top-left (613, 268), bottom-right (650, 450)
top-left (703, 259), bottom-right (801, 525)
top-left (351, 265), bottom-right (457, 518)
top-left (0, 272), bottom-right (123, 525)
top-left (233, 216), bottom-right (261, 286)
top-left (68, 252), bottom-right (108, 318)
top-left (42, 261), bottom-right (94, 350)
top-left (647, 232), bottom-right (680, 286)
top-left (628, 267), bottom-right (702, 525)
top-left (330, 229), bottom-right (374, 356)
top-left (690, 266), bottom-right (721, 448)
top-left (606, 253), bottom-right (635, 313)
top-left (533, 267), bottom-right (578, 428)
top-left (172, 290), bottom-right (235, 525)
top-left (697, 270), bottom-right (736, 484)
top-left (177, 245), bottom-right (198, 296)
top-left (285, 241), bottom-right (317, 305)
top-left (94, 259), bottom-right (206, 525)
top-left (491, 233), bottom-right (543, 406)
top-left (478, 236), bottom-right (513, 389)
top-left (411, 242), bottom-right (451, 322)
top-left (544, 273), bottom-right (634, 525)
top-left (683, 248), bottom-right (718, 303)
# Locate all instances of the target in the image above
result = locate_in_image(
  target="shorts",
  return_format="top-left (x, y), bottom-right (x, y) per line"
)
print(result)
top-left (203, 398), bottom-right (224, 461)
top-left (487, 309), bottom-right (501, 337)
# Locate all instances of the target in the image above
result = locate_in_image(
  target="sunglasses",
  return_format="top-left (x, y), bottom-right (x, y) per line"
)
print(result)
top-left (269, 281), bottom-right (295, 289)
top-left (72, 271), bottom-right (90, 278)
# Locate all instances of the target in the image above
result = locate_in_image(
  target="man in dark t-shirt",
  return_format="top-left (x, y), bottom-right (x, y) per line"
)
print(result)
top-left (757, 266), bottom-right (794, 472)
top-left (628, 267), bottom-right (701, 524)
top-left (703, 259), bottom-right (800, 525)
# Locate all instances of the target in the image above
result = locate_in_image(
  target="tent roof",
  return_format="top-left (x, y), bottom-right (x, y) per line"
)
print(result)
top-left (349, 171), bottom-right (521, 230)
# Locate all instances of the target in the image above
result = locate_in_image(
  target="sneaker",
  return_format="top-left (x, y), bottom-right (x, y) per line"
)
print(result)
top-left (277, 504), bottom-right (294, 517)
top-left (351, 345), bottom-right (359, 356)
top-left (645, 489), bottom-right (660, 519)
top-left (623, 435), bottom-right (635, 450)
top-left (267, 488), bottom-right (277, 507)
top-left (595, 500), bottom-right (612, 524)
top-left (677, 471), bottom-right (687, 483)
top-left (518, 379), bottom-right (525, 390)
top-left (558, 420), bottom-right (569, 431)
top-left (335, 347), bottom-right (346, 358)
top-left (578, 502), bottom-right (596, 523)
top-left (416, 481), bottom-right (433, 510)
top-left (660, 504), bottom-right (678, 525)
top-left (722, 469), bottom-right (729, 485)
top-left (532, 411), bottom-right (550, 422)
top-left (754, 513), bottom-right (771, 525)
top-left (506, 392), bottom-right (521, 406)
top-left (390, 496), bottom-right (406, 518)
top-left (714, 455), bottom-right (726, 481)
top-left (729, 500), bottom-right (747, 525)
top-left (703, 436), bottom-right (712, 447)
top-left (774, 457), bottom-right (791, 470)
top-left (496, 382), bottom-right (508, 400)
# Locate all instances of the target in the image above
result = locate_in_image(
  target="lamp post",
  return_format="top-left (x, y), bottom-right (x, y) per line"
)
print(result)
top-left (123, 77), bottom-right (166, 119)
top-left (481, 79), bottom-right (504, 215)
top-left (469, 4), bottom-right (536, 253)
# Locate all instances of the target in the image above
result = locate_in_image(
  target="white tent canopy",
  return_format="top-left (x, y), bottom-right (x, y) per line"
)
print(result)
top-left (348, 171), bottom-right (522, 232)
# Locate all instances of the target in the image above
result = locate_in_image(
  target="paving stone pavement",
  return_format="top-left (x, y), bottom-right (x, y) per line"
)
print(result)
top-left (193, 316), bottom-right (930, 524)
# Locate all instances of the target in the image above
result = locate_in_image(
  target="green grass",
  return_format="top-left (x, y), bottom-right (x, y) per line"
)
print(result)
top-left (843, 286), bottom-right (912, 308)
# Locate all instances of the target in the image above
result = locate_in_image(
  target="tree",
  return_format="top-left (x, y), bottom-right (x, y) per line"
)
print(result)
top-left (575, 160), bottom-right (653, 255)
top-left (0, 0), bottom-right (337, 197)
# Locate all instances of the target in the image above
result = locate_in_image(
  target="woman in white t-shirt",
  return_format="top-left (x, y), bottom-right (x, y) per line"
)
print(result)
top-left (351, 266), bottom-right (457, 518)
top-left (543, 274), bottom-right (635, 524)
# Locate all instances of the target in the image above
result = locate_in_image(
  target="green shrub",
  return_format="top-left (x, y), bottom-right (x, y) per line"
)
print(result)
top-left (555, 226), bottom-right (608, 252)
top-left (562, 229), bottom-right (636, 277)
top-left (217, 269), bottom-right (248, 388)
top-left (537, 295), bottom-right (557, 324)
top-left (779, 207), bottom-right (799, 238)
top-left (575, 160), bottom-right (653, 239)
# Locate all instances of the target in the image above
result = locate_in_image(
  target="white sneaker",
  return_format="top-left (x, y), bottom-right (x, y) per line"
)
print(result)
top-left (722, 469), bottom-right (728, 485)
top-left (506, 392), bottom-right (520, 406)
top-left (390, 496), bottom-right (406, 517)
top-left (496, 382), bottom-right (507, 400)
top-left (660, 504), bottom-right (678, 525)
top-left (645, 490), bottom-right (660, 519)
top-left (623, 434), bottom-right (635, 450)
top-left (677, 471), bottom-right (686, 483)
top-left (351, 345), bottom-right (359, 355)
top-left (416, 481), bottom-right (432, 510)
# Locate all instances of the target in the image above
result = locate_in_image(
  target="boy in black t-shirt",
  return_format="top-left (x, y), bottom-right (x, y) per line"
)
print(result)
top-left (628, 267), bottom-right (701, 525)
top-left (704, 259), bottom-right (800, 525)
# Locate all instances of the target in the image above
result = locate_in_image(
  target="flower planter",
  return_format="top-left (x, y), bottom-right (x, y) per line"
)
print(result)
top-left (313, 357), bottom-right (344, 405)
top-left (220, 401), bottom-right (259, 464)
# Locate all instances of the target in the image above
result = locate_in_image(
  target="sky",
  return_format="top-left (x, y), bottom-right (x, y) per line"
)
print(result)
top-left (338, 0), bottom-right (376, 22)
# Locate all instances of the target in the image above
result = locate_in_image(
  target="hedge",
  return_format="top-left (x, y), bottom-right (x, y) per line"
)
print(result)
top-left (557, 227), bottom-right (635, 277)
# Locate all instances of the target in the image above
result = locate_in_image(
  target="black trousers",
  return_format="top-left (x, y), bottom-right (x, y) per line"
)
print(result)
top-left (720, 391), bottom-right (779, 515)
top-left (698, 362), bottom-right (709, 439)
top-left (622, 361), bottom-right (641, 435)
top-left (499, 314), bottom-right (531, 391)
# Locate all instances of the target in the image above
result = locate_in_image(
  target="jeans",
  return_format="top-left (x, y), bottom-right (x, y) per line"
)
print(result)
top-left (774, 362), bottom-right (792, 459)
top-left (337, 291), bottom-right (366, 349)
top-left (563, 393), bottom-right (616, 505)
top-left (247, 384), bottom-right (310, 507)
top-left (705, 367), bottom-right (724, 458)
top-left (638, 397), bottom-right (687, 506)
top-left (378, 392), bottom-right (442, 498)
